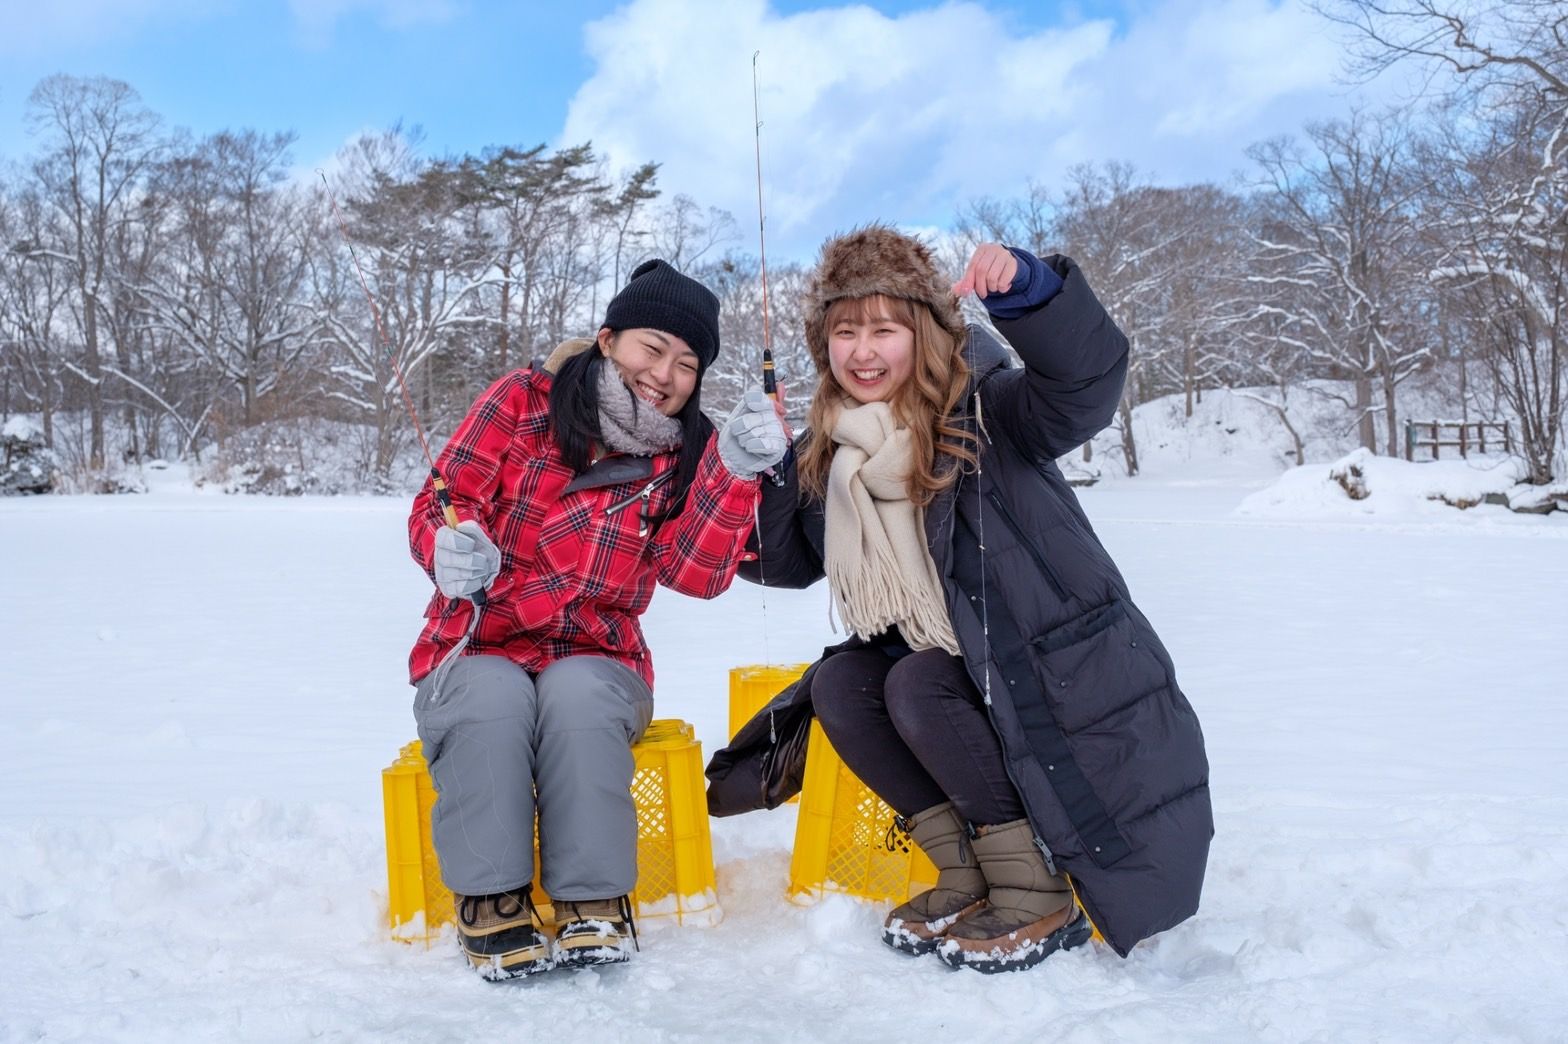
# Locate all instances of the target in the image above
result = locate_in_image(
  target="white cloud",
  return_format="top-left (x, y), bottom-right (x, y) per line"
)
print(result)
top-left (560, 0), bottom-right (1380, 259)
top-left (286, 0), bottom-right (461, 50)
top-left (0, 0), bottom-right (225, 55)
top-left (563, 0), bottom-right (1110, 256)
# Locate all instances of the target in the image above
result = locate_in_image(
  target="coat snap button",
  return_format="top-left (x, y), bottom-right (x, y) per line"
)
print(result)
top-left (1130, 640), bottom-right (1138, 648)
top-left (1058, 680), bottom-right (1068, 688)
top-left (1094, 846), bottom-right (1102, 853)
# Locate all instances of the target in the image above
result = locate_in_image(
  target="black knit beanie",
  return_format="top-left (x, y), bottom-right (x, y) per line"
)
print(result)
top-left (601, 259), bottom-right (721, 369)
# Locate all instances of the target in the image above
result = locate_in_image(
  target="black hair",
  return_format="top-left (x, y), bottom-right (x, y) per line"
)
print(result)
top-left (548, 341), bottom-right (715, 525)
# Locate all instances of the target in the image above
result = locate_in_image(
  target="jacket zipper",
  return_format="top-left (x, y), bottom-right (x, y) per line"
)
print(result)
top-left (604, 471), bottom-right (674, 537)
top-left (986, 491), bottom-right (1068, 601)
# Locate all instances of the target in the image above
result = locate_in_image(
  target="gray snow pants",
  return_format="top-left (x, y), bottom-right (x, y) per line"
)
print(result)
top-left (412, 653), bottom-right (654, 900)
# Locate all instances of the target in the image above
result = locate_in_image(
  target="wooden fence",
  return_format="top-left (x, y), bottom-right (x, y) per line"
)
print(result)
top-left (1404, 420), bottom-right (1513, 461)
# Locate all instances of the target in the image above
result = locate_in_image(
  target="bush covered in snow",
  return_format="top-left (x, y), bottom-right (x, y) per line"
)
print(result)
top-left (201, 417), bottom-right (427, 496)
top-left (1, 416), bottom-right (60, 495)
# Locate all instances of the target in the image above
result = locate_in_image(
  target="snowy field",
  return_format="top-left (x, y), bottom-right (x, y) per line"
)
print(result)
top-left (3, 471), bottom-right (1567, 1042)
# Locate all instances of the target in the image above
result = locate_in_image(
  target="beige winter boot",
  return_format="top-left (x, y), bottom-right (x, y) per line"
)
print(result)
top-left (936, 818), bottom-right (1092, 973)
top-left (881, 802), bottom-right (988, 956)
top-left (455, 890), bottom-right (552, 980)
top-left (552, 896), bottom-right (638, 968)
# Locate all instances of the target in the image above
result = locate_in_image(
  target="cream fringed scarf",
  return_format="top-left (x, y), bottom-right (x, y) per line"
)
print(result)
top-left (824, 400), bottom-right (960, 655)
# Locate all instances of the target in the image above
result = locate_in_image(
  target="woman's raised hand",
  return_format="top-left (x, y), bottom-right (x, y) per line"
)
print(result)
top-left (951, 243), bottom-right (1018, 300)
top-left (718, 388), bottom-right (790, 480)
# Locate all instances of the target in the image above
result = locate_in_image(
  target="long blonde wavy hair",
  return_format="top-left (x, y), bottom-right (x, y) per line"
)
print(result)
top-left (797, 294), bottom-right (978, 508)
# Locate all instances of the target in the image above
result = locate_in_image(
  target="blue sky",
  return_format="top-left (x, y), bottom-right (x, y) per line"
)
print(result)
top-left (0, 0), bottom-right (1385, 260)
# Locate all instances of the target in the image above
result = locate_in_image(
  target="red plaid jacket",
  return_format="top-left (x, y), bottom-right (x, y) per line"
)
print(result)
top-left (408, 365), bottom-right (760, 688)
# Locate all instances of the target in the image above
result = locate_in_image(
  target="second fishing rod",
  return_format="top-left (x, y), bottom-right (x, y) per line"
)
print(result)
top-left (752, 50), bottom-right (787, 489)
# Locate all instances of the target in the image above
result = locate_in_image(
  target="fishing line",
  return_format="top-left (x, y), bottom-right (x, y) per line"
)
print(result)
top-left (317, 170), bottom-right (484, 702)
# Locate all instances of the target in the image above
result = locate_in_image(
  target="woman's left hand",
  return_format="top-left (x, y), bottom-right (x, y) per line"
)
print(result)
top-left (952, 243), bottom-right (1018, 300)
top-left (718, 388), bottom-right (790, 479)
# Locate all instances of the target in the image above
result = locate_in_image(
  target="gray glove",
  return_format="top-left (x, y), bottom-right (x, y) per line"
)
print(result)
top-left (433, 520), bottom-right (501, 599)
top-left (717, 387), bottom-right (789, 479)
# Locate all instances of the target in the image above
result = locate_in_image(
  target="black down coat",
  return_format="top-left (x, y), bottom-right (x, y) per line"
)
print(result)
top-left (706, 256), bottom-right (1213, 956)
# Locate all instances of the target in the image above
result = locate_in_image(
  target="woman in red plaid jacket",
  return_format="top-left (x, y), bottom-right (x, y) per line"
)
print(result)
top-left (406, 259), bottom-right (788, 980)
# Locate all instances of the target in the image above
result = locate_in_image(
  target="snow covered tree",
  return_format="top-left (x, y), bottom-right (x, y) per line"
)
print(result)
top-left (137, 129), bottom-right (315, 445)
top-left (450, 143), bottom-right (612, 375)
top-left (1423, 104), bottom-right (1566, 483)
top-left (1136, 184), bottom-right (1252, 420)
top-left (0, 182), bottom-right (73, 448)
top-left (1053, 163), bottom-right (1197, 475)
top-left (1321, 0), bottom-right (1567, 481)
top-left (314, 131), bottom-right (504, 483)
top-left (24, 74), bottom-right (164, 471)
top-left (696, 252), bottom-right (810, 425)
top-left (1247, 111), bottom-right (1435, 456)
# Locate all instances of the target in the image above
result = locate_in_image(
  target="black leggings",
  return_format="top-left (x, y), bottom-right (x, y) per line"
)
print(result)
top-left (810, 646), bottom-right (1025, 826)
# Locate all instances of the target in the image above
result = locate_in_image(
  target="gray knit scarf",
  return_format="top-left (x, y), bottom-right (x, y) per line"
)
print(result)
top-left (824, 400), bottom-right (959, 654)
top-left (596, 359), bottom-right (683, 456)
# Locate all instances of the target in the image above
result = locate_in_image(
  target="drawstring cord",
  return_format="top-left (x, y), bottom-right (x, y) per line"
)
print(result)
top-left (424, 601), bottom-right (482, 707)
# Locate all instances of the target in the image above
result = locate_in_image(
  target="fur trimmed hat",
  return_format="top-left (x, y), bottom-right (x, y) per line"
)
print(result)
top-left (802, 224), bottom-right (966, 373)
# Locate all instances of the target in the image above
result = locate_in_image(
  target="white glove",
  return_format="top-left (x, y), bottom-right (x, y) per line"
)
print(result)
top-left (433, 520), bottom-right (501, 600)
top-left (718, 388), bottom-right (788, 479)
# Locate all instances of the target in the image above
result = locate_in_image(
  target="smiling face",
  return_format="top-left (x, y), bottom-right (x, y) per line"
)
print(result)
top-left (598, 327), bottom-right (700, 416)
top-left (825, 295), bottom-right (916, 405)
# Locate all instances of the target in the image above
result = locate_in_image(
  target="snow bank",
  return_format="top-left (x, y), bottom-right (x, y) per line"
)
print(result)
top-left (3, 415), bottom-right (43, 441)
top-left (1236, 449), bottom-right (1552, 521)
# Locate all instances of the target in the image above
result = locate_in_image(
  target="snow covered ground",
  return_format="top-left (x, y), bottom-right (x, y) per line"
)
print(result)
top-left (3, 470), bottom-right (1566, 1041)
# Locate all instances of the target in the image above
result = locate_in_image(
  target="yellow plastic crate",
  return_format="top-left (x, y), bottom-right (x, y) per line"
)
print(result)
top-left (788, 719), bottom-right (938, 904)
top-left (728, 663), bottom-right (812, 806)
top-left (726, 663), bottom-right (813, 739)
top-left (384, 718), bottom-right (721, 945)
top-left (785, 719), bottom-right (1107, 944)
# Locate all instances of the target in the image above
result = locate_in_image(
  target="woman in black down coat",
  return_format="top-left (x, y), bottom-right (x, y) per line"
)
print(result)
top-left (709, 226), bottom-right (1212, 971)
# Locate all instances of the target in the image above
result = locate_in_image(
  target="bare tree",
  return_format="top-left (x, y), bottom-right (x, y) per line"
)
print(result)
top-left (648, 194), bottom-right (739, 271)
top-left (1247, 111), bottom-right (1435, 455)
top-left (697, 252), bottom-right (810, 424)
top-left (315, 131), bottom-right (505, 481)
top-left (1321, 1), bottom-right (1566, 96)
top-left (138, 130), bottom-right (315, 444)
top-left (1054, 163), bottom-right (1195, 474)
top-left (0, 182), bottom-right (73, 443)
top-left (602, 162), bottom-right (661, 295)
top-left (25, 74), bottom-right (163, 471)
top-left (453, 143), bottom-right (609, 374)
top-left (1425, 104), bottom-right (1566, 482)
top-left (1321, 0), bottom-right (1567, 480)
top-left (1130, 184), bottom-right (1253, 418)
top-left (951, 180), bottom-right (1054, 259)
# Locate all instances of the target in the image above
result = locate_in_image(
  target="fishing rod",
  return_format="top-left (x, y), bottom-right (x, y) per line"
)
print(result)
top-left (317, 169), bottom-right (487, 609)
top-left (752, 51), bottom-right (786, 489)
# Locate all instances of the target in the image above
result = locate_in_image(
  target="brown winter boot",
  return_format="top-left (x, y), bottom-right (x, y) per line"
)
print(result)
top-left (455, 890), bottom-right (552, 980)
top-left (881, 802), bottom-right (988, 956)
top-left (552, 896), bottom-right (639, 968)
top-left (936, 818), bottom-right (1093, 973)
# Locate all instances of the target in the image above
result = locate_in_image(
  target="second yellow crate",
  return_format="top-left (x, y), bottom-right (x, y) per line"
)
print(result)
top-left (786, 720), bottom-right (1106, 944)
top-left (727, 663), bottom-right (813, 739)
top-left (728, 663), bottom-right (811, 806)
top-left (788, 719), bottom-right (938, 904)
top-left (384, 718), bottom-right (720, 945)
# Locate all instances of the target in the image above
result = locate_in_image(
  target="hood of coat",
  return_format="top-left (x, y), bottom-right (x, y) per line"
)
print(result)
top-left (542, 336), bottom-right (596, 375)
top-left (962, 324), bottom-right (1013, 385)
